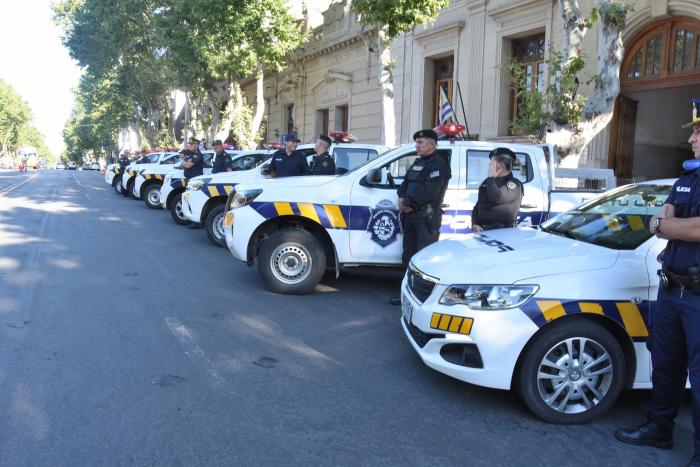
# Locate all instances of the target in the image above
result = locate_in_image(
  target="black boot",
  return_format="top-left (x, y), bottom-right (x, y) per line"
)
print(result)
top-left (614, 421), bottom-right (673, 449)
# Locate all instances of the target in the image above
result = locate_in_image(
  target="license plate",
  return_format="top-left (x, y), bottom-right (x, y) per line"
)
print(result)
top-left (182, 192), bottom-right (189, 202)
top-left (223, 211), bottom-right (235, 228)
top-left (402, 294), bottom-right (414, 324)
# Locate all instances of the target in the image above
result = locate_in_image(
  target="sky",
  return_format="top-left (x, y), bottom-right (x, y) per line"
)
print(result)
top-left (0, 0), bottom-right (82, 156)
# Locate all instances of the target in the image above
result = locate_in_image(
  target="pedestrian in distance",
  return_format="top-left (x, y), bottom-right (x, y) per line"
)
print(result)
top-left (181, 136), bottom-right (204, 229)
top-left (268, 133), bottom-right (308, 178)
top-left (615, 98), bottom-right (700, 467)
top-left (309, 134), bottom-right (335, 175)
top-left (470, 147), bottom-right (524, 232)
top-left (211, 139), bottom-right (232, 174)
top-left (389, 129), bottom-right (451, 305)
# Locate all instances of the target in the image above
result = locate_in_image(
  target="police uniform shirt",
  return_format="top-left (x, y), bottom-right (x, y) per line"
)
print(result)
top-left (397, 152), bottom-right (451, 210)
top-left (269, 149), bottom-right (309, 177)
top-left (118, 156), bottom-right (129, 168)
top-left (212, 150), bottom-right (232, 174)
top-left (472, 174), bottom-right (524, 228)
top-left (182, 149), bottom-right (204, 179)
top-left (662, 168), bottom-right (700, 274)
top-left (309, 152), bottom-right (335, 175)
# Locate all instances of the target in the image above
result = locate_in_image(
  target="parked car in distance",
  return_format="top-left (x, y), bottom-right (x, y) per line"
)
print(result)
top-left (55, 162), bottom-right (66, 170)
top-left (67, 161), bottom-right (77, 170)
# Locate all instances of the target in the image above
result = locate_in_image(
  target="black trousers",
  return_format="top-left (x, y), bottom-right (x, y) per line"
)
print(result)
top-left (401, 211), bottom-right (440, 269)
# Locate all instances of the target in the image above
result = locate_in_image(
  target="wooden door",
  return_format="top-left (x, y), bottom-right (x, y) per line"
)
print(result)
top-left (608, 95), bottom-right (639, 180)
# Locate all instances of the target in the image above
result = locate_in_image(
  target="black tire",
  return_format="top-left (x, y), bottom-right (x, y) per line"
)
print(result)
top-left (205, 204), bottom-right (226, 247)
top-left (169, 192), bottom-right (191, 225)
top-left (515, 319), bottom-right (626, 424)
top-left (113, 175), bottom-right (124, 195)
top-left (143, 183), bottom-right (163, 210)
top-left (257, 228), bottom-right (326, 294)
top-left (127, 178), bottom-right (139, 200)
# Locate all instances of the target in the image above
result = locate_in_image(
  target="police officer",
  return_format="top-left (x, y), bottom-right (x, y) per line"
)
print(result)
top-left (471, 147), bottom-right (524, 231)
top-left (389, 129), bottom-right (451, 305)
top-left (181, 137), bottom-right (204, 229)
top-left (118, 152), bottom-right (130, 171)
top-left (211, 139), bottom-right (232, 174)
top-left (309, 134), bottom-right (335, 175)
top-left (615, 98), bottom-right (700, 467)
top-left (269, 134), bottom-right (308, 178)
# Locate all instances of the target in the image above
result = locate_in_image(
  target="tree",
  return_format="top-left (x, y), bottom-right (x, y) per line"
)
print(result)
top-left (0, 79), bottom-right (31, 156)
top-left (350, 0), bottom-right (449, 147)
top-left (505, 0), bottom-right (631, 165)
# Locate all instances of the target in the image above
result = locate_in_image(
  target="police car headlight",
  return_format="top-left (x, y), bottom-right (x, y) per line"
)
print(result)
top-left (231, 189), bottom-right (262, 209)
top-left (439, 284), bottom-right (539, 310)
top-left (187, 179), bottom-right (205, 191)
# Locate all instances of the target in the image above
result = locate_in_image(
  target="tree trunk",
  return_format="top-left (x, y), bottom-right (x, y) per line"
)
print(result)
top-left (377, 30), bottom-right (396, 147)
top-left (546, 0), bottom-right (626, 165)
top-left (249, 65), bottom-right (265, 149)
top-left (217, 81), bottom-right (238, 141)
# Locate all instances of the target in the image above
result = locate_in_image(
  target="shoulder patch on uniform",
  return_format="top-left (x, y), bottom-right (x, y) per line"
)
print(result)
top-left (507, 181), bottom-right (517, 189)
top-left (321, 161), bottom-right (329, 167)
top-left (430, 170), bottom-right (440, 178)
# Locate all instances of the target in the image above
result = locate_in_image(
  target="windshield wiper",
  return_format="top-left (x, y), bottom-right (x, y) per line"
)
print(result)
top-left (541, 225), bottom-right (578, 240)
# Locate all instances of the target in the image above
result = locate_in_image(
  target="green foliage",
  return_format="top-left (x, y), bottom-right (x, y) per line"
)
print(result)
top-left (591, 1), bottom-right (633, 30)
top-left (350, 0), bottom-right (450, 40)
top-left (504, 47), bottom-right (589, 142)
top-left (0, 79), bottom-right (51, 159)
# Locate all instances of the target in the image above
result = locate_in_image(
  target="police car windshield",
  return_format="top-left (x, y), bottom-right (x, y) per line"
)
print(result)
top-left (540, 183), bottom-right (672, 250)
top-left (345, 147), bottom-right (400, 175)
top-left (144, 153), bottom-right (161, 163)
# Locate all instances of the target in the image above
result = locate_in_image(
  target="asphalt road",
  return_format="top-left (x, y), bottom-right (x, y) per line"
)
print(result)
top-left (0, 169), bottom-right (693, 466)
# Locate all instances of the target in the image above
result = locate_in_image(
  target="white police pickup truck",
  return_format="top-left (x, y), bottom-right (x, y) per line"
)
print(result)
top-left (183, 143), bottom-right (390, 247)
top-left (401, 180), bottom-right (678, 424)
top-left (119, 151), bottom-right (180, 199)
top-left (222, 139), bottom-right (615, 294)
top-left (105, 152), bottom-right (177, 195)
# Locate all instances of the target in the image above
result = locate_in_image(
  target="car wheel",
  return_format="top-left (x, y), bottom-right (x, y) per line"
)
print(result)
top-left (128, 179), bottom-right (139, 200)
top-left (143, 183), bottom-right (162, 209)
top-left (516, 320), bottom-right (625, 424)
top-left (257, 228), bottom-right (326, 294)
top-left (169, 192), bottom-right (191, 225)
top-left (113, 175), bottom-right (124, 195)
top-left (205, 204), bottom-right (226, 247)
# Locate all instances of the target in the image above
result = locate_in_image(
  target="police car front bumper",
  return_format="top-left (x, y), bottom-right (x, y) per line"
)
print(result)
top-left (182, 190), bottom-right (207, 223)
top-left (159, 183), bottom-right (174, 209)
top-left (400, 276), bottom-right (539, 390)
top-left (224, 205), bottom-right (264, 262)
top-left (134, 175), bottom-right (146, 197)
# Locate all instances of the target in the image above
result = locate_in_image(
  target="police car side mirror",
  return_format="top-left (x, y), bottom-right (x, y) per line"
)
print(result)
top-left (261, 164), bottom-right (270, 176)
top-left (362, 168), bottom-right (383, 186)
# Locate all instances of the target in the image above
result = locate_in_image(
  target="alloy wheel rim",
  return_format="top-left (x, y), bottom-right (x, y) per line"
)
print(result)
top-left (148, 190), bottom-right (160, 205)
top-left (536, 337), bottom-right (613, 414)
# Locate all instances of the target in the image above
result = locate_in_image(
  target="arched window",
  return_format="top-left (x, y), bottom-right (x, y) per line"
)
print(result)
top-left (622, 17), bottom-right (700, 92)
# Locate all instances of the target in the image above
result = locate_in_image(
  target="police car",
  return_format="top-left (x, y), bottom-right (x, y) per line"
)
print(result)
top-left (183, 143), bottom-right (389, 247)
top-left (401, 180), bottom-right (679, 424)
top-left (222, 138), bottom-right (613, 294)
top-left (105, 152), bottom-right (175, 195)
top-left (119, 151), bottom-right (180, 199)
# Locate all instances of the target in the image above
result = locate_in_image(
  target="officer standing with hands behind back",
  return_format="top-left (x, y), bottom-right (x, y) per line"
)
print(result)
top-left (615, 98), bottom-right (700, 467)
top-left (309, 134), bottom-right (335, 175)
top-left (389, 129), bottom-right (451, 305)
top-left (471, 147), bottom-right (524, 231)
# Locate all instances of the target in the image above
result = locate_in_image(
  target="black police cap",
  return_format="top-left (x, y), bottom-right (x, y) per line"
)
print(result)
top-left (318, 134), bottom-right (332, 146)
top-left (188, 137), bottom-right (200, 144)
top-left (413, 129), bottom-right (438, 142)
top-left (212, 139), bottom-right (223, 146)
top-left (488, 147), bottom-right (517, 160)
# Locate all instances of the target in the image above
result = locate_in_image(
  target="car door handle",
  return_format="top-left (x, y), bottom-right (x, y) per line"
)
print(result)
top-left (441, 203), bottom-right (451, 208)
top-left (521, 203), bottom-right (537, 209)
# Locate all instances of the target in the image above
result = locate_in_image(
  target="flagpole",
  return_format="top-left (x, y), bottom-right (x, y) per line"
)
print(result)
top-left (456, 81), bottom-right (471, 139)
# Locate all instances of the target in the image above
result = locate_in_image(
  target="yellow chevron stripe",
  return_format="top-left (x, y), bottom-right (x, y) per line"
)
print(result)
top-left (324, 204), bottom-right (347, 228)
top-left (156, 174), bottom-right (163, 180)
top-left (274, 202), bottom-right (293, 216)
top-left (537, 300), bottom-right (566, 321)
top-left (438, 314), bottom-right (451, 331)
top-left (627, 215), bottom-right (645, 231)
top-left (224, 185), bottom-right (234, 195)
top-left (208, 186), bottom-right (221, 197)
top-left (616, 303), bottom-right (649, 337)
top-left (579, 302), bottom-right (604, 315)
top-left (448, 316), bottom-right (463, 333)
top-left (459, 318), bottom-right (474, 335)
top-left (298, 203), bottom-right (320, 223)
top-left (430, 313), bottom-right (441, 329)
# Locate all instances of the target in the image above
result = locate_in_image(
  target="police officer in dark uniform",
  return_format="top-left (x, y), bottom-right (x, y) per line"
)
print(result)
top-left (118, 152), bottom-right (130, 171)
top-left (269, 134), bottom-right (308, 178)
top-left (181, 136), bottom-right (204, 180)
top-left (309, 134), bottom-right (335, 175)
top-left (211, 139), bottom-right (232, 174)
top-left (471, 147), bottom-right (524, 231)
top-left (616, 98), bottom-right (700, 467)
top-left (389, 129), bottom-right (451, 305)
top-left (181, 137), bottom-right (204, 229)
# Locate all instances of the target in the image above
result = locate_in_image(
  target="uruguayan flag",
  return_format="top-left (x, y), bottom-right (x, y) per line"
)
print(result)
top-left (438, 87), bottom-right (455, 125)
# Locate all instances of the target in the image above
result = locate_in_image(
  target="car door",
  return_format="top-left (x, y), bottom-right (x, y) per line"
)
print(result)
top-left (347, 148), bottom-right (460, 263)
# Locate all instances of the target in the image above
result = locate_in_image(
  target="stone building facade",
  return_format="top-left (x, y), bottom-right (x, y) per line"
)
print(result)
top-left (244, 0), bottom-right (700, 180)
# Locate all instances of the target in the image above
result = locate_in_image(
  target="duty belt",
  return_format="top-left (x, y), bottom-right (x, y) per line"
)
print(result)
top-left (658, 268), bottom-right (700, 294)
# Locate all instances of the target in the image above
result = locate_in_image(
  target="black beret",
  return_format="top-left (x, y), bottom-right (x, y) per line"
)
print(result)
top-left (413, 129), bottom-right (438, 142)
top-left (212, 139), bottom-right (223, 146)
top-left (488, 147), bottom-right (517, 160)
top-left (318, 134), bottom-right (332, 146)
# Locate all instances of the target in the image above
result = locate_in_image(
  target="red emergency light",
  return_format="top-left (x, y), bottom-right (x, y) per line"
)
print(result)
top-left (329, 131), bottom-right (357, 143)
top-left (434, 123), bottom-right (466, 137)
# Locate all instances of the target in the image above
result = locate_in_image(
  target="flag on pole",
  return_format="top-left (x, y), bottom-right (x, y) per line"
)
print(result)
top-left (438, 87), bottom-right (455, 125)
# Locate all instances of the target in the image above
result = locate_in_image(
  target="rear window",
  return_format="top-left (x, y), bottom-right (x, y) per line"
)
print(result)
top-left (466, 150), bottom-right (532, 189)
top-left (333, 147), bottom-right (382, 172)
